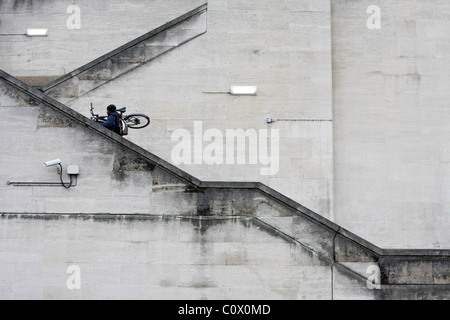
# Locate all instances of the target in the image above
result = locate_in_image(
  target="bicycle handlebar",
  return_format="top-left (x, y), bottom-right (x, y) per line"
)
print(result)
top-left (90, 103), bottom-right (99, 118)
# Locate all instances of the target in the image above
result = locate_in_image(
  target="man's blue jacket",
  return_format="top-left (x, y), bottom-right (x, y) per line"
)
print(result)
top-left (101, 112), bottom-right (120, 131)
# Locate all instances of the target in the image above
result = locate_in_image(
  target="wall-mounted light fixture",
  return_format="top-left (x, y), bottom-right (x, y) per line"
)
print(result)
top-left (202, 86), bottom-right (258, 96)
top-left (230, 86), bottom-right (258, 96)
top-left (26, 29), bottom-right (48, 37)
top-left (266, 118), bottom-right (333, 124)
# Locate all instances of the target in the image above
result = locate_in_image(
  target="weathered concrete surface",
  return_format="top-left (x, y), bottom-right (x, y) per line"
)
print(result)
top-left (379, 255), bottom-right (450, 285)
top-left (15, 76), bottom-right (60, 88)
top-left (332, 0), bottom-right (450, 248)
top-left (59, 0), bottom-right (335, 221)
top-left (332, 263), bottom-right (450, 300)
top-left (1, 0), bottom-right (450, 299)
top-left (0, 214), bottom-right (448, 300)
top-left (0, 0), bottom-right (206, 79)
top-left (43, 4), bottom-right (208, 104)
top-left (0, 215), bottom-right (335, 300)
top-left (0, 70), bottom-right (449, 299)
top-left (2, 0), bottom-right (450, 251)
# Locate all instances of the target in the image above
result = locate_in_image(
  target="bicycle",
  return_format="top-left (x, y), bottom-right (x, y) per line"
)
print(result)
top-left (90, 103), bottom-right (150, 129)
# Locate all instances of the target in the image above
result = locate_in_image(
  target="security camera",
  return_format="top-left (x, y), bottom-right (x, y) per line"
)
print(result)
top-left (44, 159), bottom-right (62, 167)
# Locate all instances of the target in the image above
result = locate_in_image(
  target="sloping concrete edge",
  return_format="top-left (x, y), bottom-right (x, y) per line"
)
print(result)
top-left (41, 3), bottom-right (208, 93)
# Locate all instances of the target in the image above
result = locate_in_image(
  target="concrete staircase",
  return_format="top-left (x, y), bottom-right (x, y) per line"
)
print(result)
top-left (0, 68), bottom-right (449, 299)
top-left (41, 4), bottom-right (207, 104)
top-left (0, 3), bottom-right (449, 299)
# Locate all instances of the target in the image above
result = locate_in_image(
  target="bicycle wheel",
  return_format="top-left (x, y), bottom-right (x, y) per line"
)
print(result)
top-left (124, 114), bottom-right (150, 129)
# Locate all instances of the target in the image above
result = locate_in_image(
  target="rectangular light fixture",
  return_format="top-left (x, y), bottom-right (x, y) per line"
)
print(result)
top-left (231, 86), bottom-right (258, 96)
top-left (26, 29), bottom-right (48, 37)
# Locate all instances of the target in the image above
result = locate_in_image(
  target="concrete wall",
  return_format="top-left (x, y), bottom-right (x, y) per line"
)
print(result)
top-left (0, 215), bottom-right (335, 300)
top-left (0, 74), bottom-right (329, 300)
top-left (1, 0), bottom-right (449, 251)
top-left (0, 71), bottom-right (449, 299)
top-left (0, 75), bottom-right (342, 299)
top-left (0, 0), bottom-right (335, 219)
top-left (2, 214), bottom-right (448, 300)
top-left (63, 0), bottom-right (335, 220)
top-left (0, 0), bottom-right (205, 82)
top-left (332, 0), bottom-right (450, 248)
top-left (0, 79), bottom-right (166, 214)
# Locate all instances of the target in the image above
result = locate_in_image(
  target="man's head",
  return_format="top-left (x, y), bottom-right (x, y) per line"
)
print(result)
top-left (106, 104), bottom-right (116, 115)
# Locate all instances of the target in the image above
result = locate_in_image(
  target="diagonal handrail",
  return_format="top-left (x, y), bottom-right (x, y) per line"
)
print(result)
top-left (41, 3), bottom-right (208, 93)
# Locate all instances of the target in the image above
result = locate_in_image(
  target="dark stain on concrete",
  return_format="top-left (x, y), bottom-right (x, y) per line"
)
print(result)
top-left (38, 105), bottom-right (76, 128)
top-left (197, 191), bottom-right (211, 216)
top-left (112, 154), bottom-right (155, 181)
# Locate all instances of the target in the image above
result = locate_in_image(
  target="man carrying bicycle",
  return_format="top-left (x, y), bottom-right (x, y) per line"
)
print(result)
top-left (90, 103), bottom-right (150, 133)
top-left (101, 104), bottom-right (121, 134)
